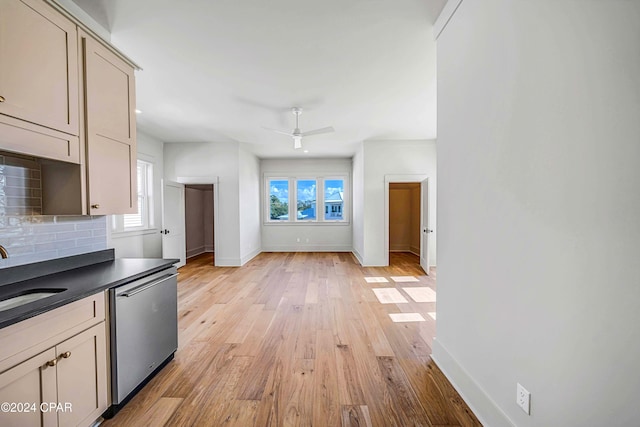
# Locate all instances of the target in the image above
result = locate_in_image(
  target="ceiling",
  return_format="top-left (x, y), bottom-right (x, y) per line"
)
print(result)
top-left (71, 0), bottom-right (445, 158)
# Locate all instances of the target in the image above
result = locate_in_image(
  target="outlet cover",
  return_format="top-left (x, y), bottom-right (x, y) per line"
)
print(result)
top-left (516, 383), bottom-right (530, 415)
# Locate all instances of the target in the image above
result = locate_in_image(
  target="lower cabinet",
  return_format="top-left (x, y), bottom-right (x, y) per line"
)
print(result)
top-left (0, 322), bottom-right (107, 427)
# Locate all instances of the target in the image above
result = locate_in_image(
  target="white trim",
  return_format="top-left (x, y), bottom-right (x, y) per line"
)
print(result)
top-left (432, 340), bottom-right (516, 427)
top-left (434, 0), bottom-right (464, 40)
top-left (352, 248), bottom-right (364, 266)
top-left (215, 257), bottom-right (242, 267)
top-left (262, 244), bottom-right (352, 252)
top-left (176, 176), bottom-right (220, 267)
top-left (240, 247), bottom-right (262, 265)
top-left (384, 174), bottom-right (429, 267)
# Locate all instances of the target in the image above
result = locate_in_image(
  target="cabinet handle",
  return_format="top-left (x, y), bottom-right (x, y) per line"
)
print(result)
top-left (46, 358), bottom-right (57, 367)
top-left (91, 204), bottom-right (100, 209)
top-left (0, 95), bottom-right (5, 102)
top-left (60, 351), bottom-right (71, 359)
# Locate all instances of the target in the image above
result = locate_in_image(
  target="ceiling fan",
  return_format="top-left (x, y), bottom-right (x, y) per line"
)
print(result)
top-left (263, 107), bottom-right (334, 149)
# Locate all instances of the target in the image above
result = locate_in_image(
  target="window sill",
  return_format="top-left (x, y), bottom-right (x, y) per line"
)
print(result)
top-left (263, 221), bottom-right (350, 226)
top-left (111, 228), bottom-right (158, 238)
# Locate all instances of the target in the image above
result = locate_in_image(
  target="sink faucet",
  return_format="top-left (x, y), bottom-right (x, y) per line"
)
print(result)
top-left (0, 245), bottom-right (8, 259)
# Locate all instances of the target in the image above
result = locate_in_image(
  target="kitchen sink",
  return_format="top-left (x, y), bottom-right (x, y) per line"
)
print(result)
top-left (0, 289), bottom-right (66, 312)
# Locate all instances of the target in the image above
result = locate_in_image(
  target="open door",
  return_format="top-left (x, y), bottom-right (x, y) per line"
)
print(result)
top-left (162, 180), bottom-right (186, 267)
top-left (420, 178), bottom-right (432, 275)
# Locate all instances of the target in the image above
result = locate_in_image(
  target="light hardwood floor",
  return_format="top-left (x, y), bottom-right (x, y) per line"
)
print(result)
top-left (102, 252), bottom-right (481, 426)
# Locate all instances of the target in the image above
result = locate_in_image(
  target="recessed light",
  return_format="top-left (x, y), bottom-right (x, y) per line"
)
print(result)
top-left (303, 150), bottom-right (309, 153)
top-left (135, 109), bottom-right (142, 114)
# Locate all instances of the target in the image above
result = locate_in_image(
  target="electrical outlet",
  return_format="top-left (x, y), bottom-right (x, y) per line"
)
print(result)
top-left (516, 383), bottom-right (530, 415)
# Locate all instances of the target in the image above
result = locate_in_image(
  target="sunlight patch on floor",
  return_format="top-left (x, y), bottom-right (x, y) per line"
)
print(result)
top-left (403, 287), bottom-right (436, 303)
top-left (390, 276), bottom-right (419, 282)
top-left (372, 288), bottom-right (408, 304)
top-left (389, 313), bottom-right (425, 322)
top-left (364, 277), bottom-right (389, 283)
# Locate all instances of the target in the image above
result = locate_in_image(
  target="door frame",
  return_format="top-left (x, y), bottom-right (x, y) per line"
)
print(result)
top-left (176, 176), bottom-right (220, 266)
top-left (384, 174), bottom-right (430, 268)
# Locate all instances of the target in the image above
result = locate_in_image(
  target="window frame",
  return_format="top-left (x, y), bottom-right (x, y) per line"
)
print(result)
top-left (263, 173), bottom-right (350, 225)
top-left (294, 178), bottom-right (318, 223)
top-left (266, 177), bottom-right (292, 223)
top-left (111, 157), bottom-right (156, 236)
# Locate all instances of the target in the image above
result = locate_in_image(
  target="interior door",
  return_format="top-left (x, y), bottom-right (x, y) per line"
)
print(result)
top-left (162, 180), bottom-right (186, 267)
top-left (420, 178), bottom-right (431, 275)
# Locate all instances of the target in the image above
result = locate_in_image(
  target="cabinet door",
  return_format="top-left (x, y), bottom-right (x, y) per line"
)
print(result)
top-left (0, 348), bottom-right (58, 427)
top-left (0, 0), bottom-right (79, 135)
top-left (82, 33), bottom-right (137, 214)
top-left (55, 322), bottom-right (108, 427)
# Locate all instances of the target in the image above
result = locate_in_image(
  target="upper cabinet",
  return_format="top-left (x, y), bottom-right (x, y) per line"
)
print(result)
top-left (81, 31), bottom-right (137, 215)
top-left (0, 0), bottom-right (139, 216)
top-left (0, 0), bottom-right (79, 135)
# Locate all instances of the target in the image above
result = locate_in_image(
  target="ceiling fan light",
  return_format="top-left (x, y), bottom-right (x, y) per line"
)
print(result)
top-left (294, 136), bottom-right (302, 149)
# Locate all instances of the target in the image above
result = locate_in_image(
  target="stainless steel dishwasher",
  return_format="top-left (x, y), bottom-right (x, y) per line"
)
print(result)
top-left (105, 266), bottom-right (178, 417)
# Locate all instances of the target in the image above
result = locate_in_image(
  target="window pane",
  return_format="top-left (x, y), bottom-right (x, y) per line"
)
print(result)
top-left (269, 179), bottom-right (289, 220)
top-left (324, 179), bottom-right (344, 220)
top-left (296, 179), bottom-right (316, 220)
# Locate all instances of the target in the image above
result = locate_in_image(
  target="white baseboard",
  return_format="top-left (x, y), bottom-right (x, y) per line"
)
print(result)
top-left (261, 244), bottom-right (352, 252)
top-left (390, 244), bottom-right (410, 252)
top-left (432, 339), bottom-right (515, 427)
top-left (409, 245), bottom-right (420, 256)
top-left (215, 257), bottom-right (241, 267)
top-left (186, 247), bottom-right (205, 258)
top-left (205, 245), bottom-right (214, 252)
top-left (352, 248), bottom-right (364, 266)
top-left (240, 248), bottom-right (261, 266)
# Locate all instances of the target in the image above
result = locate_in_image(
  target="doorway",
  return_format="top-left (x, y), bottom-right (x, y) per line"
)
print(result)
top-left (184, 184), bottom-right (214, 265)
top-left (384, 174), bottom-right (432, 275)
top-left (162, 176), bottom-right (220, 267)
top-left (389, 182), bottom-right (422, 272)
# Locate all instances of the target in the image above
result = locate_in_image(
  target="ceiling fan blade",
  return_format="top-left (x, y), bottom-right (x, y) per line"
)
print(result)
top-left (262, 126), bottom-right (294, 137)
top-left (301, 126), bottom-right (335, 137)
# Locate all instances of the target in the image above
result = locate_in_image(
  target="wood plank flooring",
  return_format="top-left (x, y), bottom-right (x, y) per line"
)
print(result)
top-left (102, 252), bottom-right (481, 427)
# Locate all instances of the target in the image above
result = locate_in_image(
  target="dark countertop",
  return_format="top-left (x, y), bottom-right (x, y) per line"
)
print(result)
top-left (0, 250), bottom-right (179, 329)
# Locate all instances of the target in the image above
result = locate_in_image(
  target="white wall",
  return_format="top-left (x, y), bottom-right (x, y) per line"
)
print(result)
top-left (109, 131), bottom-right (164, 258)
top-left (239, 144), bottom-right (262, 264)
top-left (261, 158), bottom-right (352, 252)
top-left (352, 144), bottom-right (365, 263)
top-left (361, 140), bottom-right (437, 266)
top-left (164, 141), bottom-right (242, 265)
top-left (434, 2), bottom-right (640, 426)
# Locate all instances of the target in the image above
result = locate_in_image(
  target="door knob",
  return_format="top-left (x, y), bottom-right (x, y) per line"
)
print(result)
top-left (423, 229), bottom-right (433, 233)
top-left (161, 229), bottom-right (170, 234)
top-left (91, 204), bottom-right (100, 209)
top-left (60, 351), bottom-right (71, 359)
top-left (0, 95), bottom-right (5, 103)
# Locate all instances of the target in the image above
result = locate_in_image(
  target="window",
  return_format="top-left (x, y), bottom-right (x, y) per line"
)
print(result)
top-left (324, 179), bottom-right (344, 221)
top-left (264, 175), bottom-right (348, 224)
top-left (269, 179), bottom-right (289, 220)
top-left (296, 179), bottom-right (316, 221)
top-left (112, 159), bottom-right (154, 233)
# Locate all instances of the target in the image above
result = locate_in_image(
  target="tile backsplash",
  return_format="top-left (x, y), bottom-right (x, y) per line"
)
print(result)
top-left (0, 153), bottom-right (107, 268)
